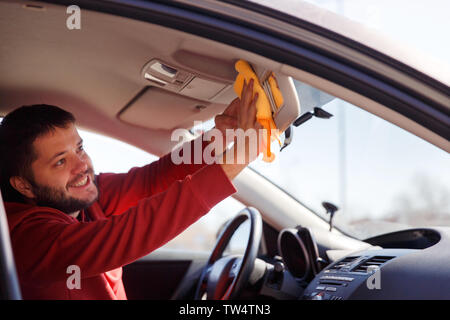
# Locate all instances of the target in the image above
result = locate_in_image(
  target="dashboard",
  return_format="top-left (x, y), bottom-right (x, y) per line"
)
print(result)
top-left (274, 226), bottom-right (450, 300)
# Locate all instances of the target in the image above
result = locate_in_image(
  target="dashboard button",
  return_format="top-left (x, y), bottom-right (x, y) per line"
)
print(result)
top-left (341, 277), bottom-right (354, 282)
top-left (316, 286), bottom-right (326, 290)
top-left (320, 275), bottom-right (354, 282)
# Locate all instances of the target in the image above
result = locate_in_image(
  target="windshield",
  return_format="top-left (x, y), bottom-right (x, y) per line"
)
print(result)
top-left (249, 80), bottom-right (450, 239)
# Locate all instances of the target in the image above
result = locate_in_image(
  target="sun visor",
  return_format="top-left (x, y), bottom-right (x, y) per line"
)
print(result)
top-left (272, 74), bottom-right (301, 133)
top-left (121, 59), bottom-right (311, 132)
top-left (251, 64), bottom-right (301, 133)
top-left (293, 81), bottom-right (335, 113)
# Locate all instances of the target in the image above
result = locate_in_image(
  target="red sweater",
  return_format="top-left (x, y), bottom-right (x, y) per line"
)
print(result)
top-left (5, 147), bottom-right (236, 299)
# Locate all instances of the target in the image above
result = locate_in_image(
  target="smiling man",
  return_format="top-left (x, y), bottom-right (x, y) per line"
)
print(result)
top-left (12, 123), bottom-right (98, 218)
top-left (0, 80), bottom-right (261, 299)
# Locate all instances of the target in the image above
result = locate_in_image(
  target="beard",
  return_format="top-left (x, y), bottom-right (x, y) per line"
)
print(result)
top-left (29, 170), bottom-right (98, 214)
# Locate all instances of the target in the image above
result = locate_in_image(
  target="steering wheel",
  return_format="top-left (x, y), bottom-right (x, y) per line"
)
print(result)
top-left (194, 207), bottom-right (262, 300)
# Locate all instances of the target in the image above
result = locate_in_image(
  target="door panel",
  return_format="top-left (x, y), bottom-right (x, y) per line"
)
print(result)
top-left (0, 191), bottom-right (22, 300)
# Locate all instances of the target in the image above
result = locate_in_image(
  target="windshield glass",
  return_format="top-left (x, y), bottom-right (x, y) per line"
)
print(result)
top-left (249, 80), bottom-right (450, 239)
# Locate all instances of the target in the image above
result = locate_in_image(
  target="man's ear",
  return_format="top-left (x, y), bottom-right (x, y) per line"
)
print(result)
top-left (9, 176), bottom-right (35, 199)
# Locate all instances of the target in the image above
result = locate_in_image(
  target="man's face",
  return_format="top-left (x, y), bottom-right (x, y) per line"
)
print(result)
top-left (27, 124), bottom-right (98, 214)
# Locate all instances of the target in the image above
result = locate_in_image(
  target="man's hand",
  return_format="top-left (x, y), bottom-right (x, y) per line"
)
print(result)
top-left (214, 79), bottom-right (261, 152)
top-left (214, 97), bottom-right (239, 136)
top-left (218, 79), bottom-right (263, 180)
top-left (214, 97), bottom-right (239, 154)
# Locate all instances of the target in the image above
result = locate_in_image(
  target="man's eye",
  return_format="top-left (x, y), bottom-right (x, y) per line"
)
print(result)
top-left (78, 145), bottom-right (84, 152)
top-left (56, 159), bottom-right (65, 166)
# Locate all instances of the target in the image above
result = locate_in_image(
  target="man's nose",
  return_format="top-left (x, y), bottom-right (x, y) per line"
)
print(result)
top-left (72, 154), bottom-right (88, 174)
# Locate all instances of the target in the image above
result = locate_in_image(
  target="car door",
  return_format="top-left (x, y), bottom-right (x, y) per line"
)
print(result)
top-left (0, 190), bottom-right (22, 299)
top-left (122, 248), bottom-right (210, 300)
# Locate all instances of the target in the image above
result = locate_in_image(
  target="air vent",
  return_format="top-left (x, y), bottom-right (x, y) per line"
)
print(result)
top-left (353, 256), bottom-right (394, 273)
top-left (328, 256), bottom-right (359, 271)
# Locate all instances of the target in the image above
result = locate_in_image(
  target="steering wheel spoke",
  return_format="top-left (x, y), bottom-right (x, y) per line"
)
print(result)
top-left (194, 207), bottom-right (262, 300)
top-left (228, 257), bottom-right (242, 278)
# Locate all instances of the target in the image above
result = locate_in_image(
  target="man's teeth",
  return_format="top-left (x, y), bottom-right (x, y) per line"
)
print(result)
top-left (72, 176), bottom-right (88, 187)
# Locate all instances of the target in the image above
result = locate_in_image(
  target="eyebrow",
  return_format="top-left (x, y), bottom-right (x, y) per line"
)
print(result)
top-left (47, 139), bottom-right (83, 164)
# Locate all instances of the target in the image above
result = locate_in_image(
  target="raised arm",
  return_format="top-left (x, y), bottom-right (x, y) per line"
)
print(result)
top-left (11, 163), bottom-right (235, 286)
top-left (97, 80), bottom-right (260, 217)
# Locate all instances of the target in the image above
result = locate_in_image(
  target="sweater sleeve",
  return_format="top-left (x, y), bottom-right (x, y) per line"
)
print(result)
top-left (97, 135), bottom-right (213, 217)
top-left (10, 163), bottom-right (236, 286)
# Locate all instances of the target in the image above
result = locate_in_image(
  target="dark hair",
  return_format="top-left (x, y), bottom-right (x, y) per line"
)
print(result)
top-left (0, 105), bottom-right (76, 203)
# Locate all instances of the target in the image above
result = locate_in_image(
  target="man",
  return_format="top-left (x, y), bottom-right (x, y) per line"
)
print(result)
top-left (0, 80), bottom-right (261, 299)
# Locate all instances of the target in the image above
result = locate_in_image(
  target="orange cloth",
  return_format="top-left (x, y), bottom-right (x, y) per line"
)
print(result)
top-left (233, 60), bottom-right (282, 162)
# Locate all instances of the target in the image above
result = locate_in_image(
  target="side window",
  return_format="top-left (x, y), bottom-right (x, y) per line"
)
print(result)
top-left (79, 129), bottom-right (158, 174)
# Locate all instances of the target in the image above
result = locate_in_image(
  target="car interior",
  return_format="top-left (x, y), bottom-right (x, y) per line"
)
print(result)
top-left (0, 0), bottom-right (449, 300)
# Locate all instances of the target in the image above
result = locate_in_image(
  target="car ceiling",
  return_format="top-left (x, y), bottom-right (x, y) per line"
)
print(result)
top-left (0, 0), bottom-right (284, 156)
